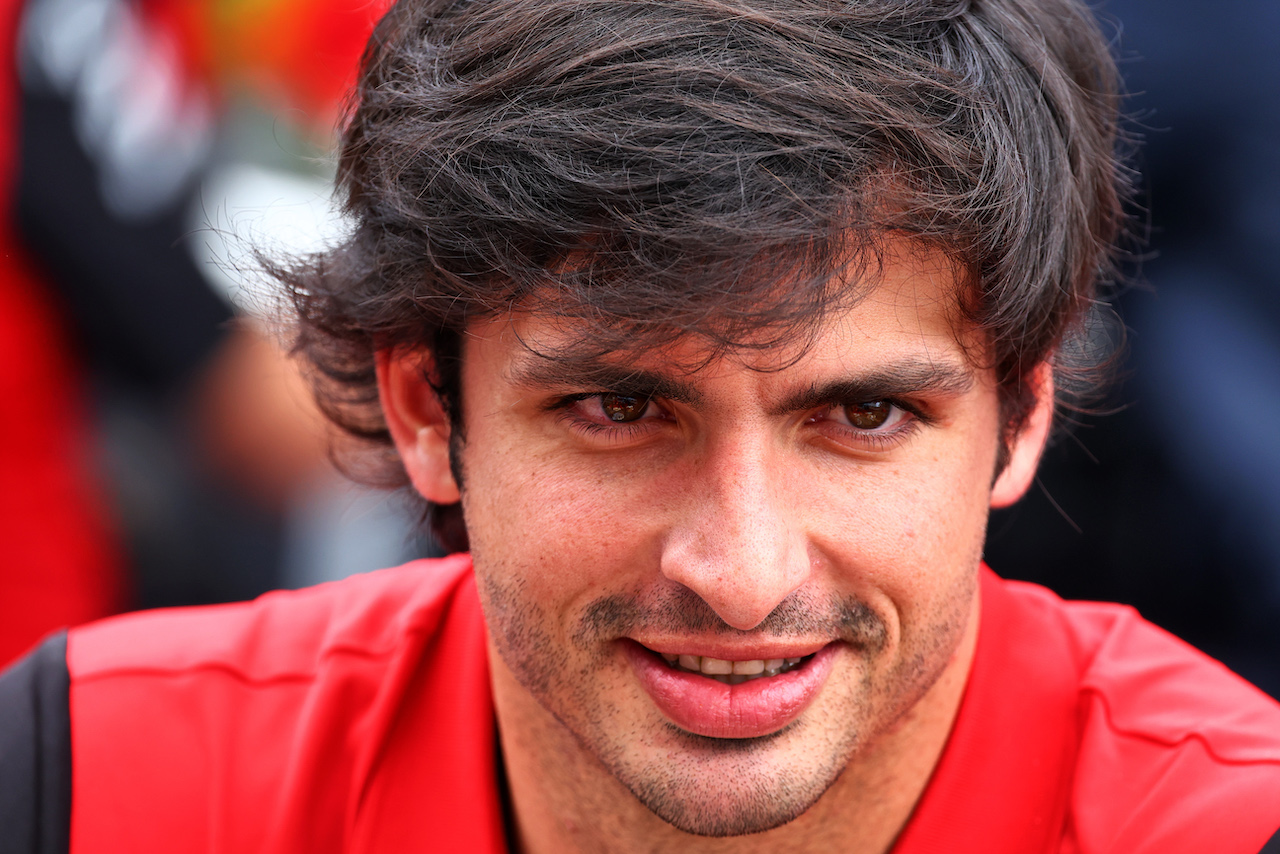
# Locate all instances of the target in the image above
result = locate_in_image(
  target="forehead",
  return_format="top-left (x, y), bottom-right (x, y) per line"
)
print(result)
top-left (469, 238), bottom-right (987, 391)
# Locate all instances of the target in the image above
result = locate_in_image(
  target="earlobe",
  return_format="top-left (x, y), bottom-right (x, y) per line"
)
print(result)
top-left (376, 348), bottom-right (462, 505)
top-left (989, 363), bottom-right (1055, 509)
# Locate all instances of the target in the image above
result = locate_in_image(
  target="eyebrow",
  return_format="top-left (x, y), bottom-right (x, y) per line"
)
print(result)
top-left (769, 359), bottom-right (976, 415)
top-left (508, 358), bottom-right (705, 405)
top-left (511, 352), bottom-right (974, 411)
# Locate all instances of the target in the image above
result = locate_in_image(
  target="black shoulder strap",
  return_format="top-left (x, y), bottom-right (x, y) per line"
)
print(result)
top-left (0, 632), bottom-right (72, 854)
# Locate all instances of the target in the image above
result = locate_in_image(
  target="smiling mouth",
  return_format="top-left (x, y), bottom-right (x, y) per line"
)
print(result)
top-left (653, 651), bottom-right (814, 685)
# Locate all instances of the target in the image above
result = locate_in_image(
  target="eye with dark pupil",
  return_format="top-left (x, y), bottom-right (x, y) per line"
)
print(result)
top-left (844, 401), bottom-right (891, 429)
top-left (601, 393), bottom-right (648, 422)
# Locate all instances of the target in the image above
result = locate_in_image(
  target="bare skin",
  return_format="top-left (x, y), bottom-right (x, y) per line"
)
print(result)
top-left (186, 320), bottom-right (332, 510)
top-left (380, 237), bottom-right (1054, 853)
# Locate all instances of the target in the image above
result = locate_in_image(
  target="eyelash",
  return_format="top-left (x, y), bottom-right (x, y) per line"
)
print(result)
top-left (549, 393), bottom-right (934, 451)
top-left (547, 393), bottom-right (668, 444)
top-left (813, 399), bottom-right (934, 450)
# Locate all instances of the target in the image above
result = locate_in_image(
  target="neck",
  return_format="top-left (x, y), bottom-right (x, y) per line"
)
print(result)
top-left (490, 596), bottom-right (978, 854)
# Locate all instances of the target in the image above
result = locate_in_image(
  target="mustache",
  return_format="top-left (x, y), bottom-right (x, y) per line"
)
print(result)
top-left (574, 585), bottom-right (887, 651)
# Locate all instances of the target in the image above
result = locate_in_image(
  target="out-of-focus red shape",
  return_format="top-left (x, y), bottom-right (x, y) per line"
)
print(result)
top-left (208, 0), bottom-right (396, 134)
top-left (0, 0), bottom-right (124, 669)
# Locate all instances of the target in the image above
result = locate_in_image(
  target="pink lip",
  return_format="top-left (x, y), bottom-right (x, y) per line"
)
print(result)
top-left (623, 640), bottom-right (839, 739)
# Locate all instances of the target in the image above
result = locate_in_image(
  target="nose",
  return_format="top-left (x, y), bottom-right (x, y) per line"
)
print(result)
top-left (659, 436), bottom-right (811, 630)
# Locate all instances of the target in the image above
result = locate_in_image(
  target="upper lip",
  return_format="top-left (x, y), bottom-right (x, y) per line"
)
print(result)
top-left (628, 638), bottom-right (834, 661)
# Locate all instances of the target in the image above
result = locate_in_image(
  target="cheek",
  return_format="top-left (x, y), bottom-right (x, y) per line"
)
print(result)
top-left (906, 456), bottom-right (993, 554)
top-left (812, 435), bottom-right (996, 608)
top-left (461, 442), bottom-right (660, 605)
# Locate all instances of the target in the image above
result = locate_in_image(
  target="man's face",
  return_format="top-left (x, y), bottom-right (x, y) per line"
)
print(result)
top-left (392, 239), bottom-right (1046, 836)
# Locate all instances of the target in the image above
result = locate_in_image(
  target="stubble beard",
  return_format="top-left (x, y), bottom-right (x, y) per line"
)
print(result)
top-left (474, 566), bottom-right (963, 839)
top-left (604, 714), bottom-right (863, 837)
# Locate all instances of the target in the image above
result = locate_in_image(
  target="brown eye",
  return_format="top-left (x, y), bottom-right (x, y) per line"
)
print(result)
top-left (843, 401), bottom-right (892, 429)
top-left (600, 393), bottom-right (649, 422)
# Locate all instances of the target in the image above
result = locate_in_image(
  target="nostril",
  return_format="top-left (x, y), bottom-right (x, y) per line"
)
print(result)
top-left (658, 519), bottom-right (811, 632)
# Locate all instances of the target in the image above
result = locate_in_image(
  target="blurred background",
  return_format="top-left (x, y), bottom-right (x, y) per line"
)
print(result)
top-left (0, 0), bottom-right (435, 668)
top-left (987, 0), bottom-right (1280, 697)
top-left (0, 0), bottom-right (1277, 699)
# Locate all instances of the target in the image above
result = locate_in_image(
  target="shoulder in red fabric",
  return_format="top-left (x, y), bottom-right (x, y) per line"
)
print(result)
top-left (67, 560), bottom-right (1280, 853)
top-left (893, 568), bottom-right (1280, 854)
top-left (68, 555), bottom-right (507, 854)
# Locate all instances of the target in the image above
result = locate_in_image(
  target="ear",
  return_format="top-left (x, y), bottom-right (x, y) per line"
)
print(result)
top-left (376, 347), bottom-right (461, 504)
top-left (989, 363), bottom-right (1054, 509)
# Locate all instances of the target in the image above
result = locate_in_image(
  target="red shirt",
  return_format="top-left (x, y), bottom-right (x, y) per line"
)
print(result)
top-left (67, 558), bottom-right (1280, 853)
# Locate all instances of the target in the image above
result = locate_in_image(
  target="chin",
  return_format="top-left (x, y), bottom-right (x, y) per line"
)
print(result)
top-left (603, 724), bottom-right (854, 838)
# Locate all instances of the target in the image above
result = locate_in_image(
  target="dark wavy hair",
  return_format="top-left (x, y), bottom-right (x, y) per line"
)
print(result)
top-left (282, 0), bottom-right (1132, 554)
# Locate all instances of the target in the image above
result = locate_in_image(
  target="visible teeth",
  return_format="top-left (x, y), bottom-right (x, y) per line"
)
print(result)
top-left (660, 652), bottom-right (811, 684)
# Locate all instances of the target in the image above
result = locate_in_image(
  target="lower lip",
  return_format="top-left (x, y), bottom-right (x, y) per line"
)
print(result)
top-left (623, 641), bottom-right (839, 739)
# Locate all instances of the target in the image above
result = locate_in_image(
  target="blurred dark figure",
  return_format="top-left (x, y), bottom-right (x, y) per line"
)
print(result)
top-left (987, 0), bottom-right (1280, 697)
top-left (0, 0), bottom-right (398, 668)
